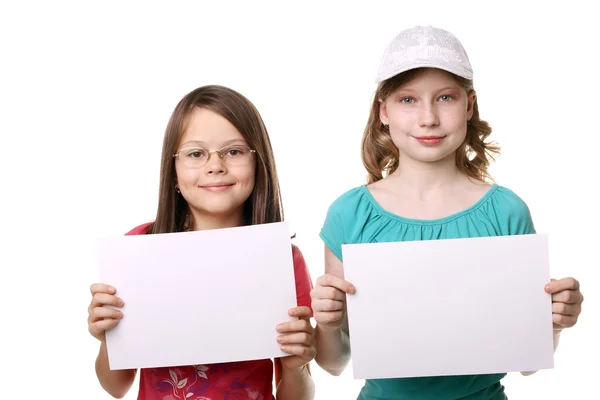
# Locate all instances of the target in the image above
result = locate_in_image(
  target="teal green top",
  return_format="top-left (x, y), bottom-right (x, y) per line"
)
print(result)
top-left (320, 184), bottom-right (536, 400)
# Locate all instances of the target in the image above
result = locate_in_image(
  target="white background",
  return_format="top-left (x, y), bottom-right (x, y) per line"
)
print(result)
top-left (1, 1), bottom-right (597, 399)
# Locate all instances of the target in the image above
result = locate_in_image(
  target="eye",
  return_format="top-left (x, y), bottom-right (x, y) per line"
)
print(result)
top-left (439, 95), bottom-right (453, 102)
top-left (222, 146), bottom-right (247, 157)
top-left (399, 97), bottom-right (414, 104)
top-left (184, 148), bottom-right (207, 159)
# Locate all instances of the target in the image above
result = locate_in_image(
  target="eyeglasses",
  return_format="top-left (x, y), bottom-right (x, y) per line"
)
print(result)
top-left (173, 144), bottom-right (256, 168)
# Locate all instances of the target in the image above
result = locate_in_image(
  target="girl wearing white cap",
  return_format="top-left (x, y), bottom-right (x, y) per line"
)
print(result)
top-left (310, 26), bottom-right (584, 399)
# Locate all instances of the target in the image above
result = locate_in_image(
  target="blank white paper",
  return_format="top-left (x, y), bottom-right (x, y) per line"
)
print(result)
top-left (96, 221), bottom-right (297, 370)
top-left (342, 234), bottom-right (554, 379)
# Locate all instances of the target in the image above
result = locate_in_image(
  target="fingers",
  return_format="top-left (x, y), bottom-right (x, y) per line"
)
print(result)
top-left (89, 318), bottom-right (121, 336)
top-left (312, 298), bottom-right (344, 313)
top-left (550, 289), bottom-right (584, 305)
top-left (276, 312), bottom-right (316, 361)
top-left (310, 281), bottom-right (349, 321)
top-left (280, 343), bottom-right (317, 359)
top-left (89, 306), bottom-right (123, 323)
top-left (310, 275), bottom-right (354, 328)
top-left (90, 283), bottom-right (116, 295)
top-left (552, 300), bottom-right (581, 329)
top-left (313, 310), bottom-right (344, 325)
top-left (88, 283), bottom-right (124, 341)
top-left (545, 277), bottom-right (580, 294)
top-left (288, 306), bottom-right (311, 319)
top-left (552, 301), bottom-right (581, 316)
top-left (553, 313), bottom-right (578, 328)
top-left (90, 292), bottom-right (125, 309)
top-left (277, 318), bottom-right (312, 334)
top-left (277, 332), bottom-right (313, 346)
top-left (550, 278), bottom-right (583, 329)
top-left (311, 285), bottom-right (346, 302)
top-left (315, 274), bottom-right (355, 294)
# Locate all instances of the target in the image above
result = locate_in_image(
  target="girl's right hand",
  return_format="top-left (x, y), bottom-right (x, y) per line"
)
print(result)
top-left (310, 274), bottom-right (356, 330)
top-left (88, 283), bottom-right (124, 342)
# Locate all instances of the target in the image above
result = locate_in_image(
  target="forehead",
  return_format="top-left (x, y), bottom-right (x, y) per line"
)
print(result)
top-left (179, 107), bottom-right (246, 147)
top-left (397, 68), bottom-right (462, 91)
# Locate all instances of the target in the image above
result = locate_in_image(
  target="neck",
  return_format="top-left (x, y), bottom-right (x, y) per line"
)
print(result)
top-left (189, 208), bottom-right (245, 231)
top-left (387, 152), bottom-right (463, 194)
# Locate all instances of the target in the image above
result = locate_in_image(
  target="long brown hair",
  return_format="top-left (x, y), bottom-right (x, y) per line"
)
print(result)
top-left (361, 68), bottom-right (500, 184)
top-left (149, 85), bottom-right (284, 234)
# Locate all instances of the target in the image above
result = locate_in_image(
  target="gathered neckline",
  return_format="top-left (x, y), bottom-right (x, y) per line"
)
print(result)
top-left (360, 184), bottom-right (500, 226)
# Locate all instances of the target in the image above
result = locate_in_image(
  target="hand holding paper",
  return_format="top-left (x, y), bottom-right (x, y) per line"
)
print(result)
top-left (310, 273), bottom-right (355, 331)
top-left (277, 306), bottom-right (317, 370)
top-left (545, 277), bottom-right (584, 329)
top-left (88, 283), bottom-right (124, 342)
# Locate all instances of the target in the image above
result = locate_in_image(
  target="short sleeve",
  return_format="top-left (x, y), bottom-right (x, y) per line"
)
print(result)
top-left (509, 202), bottom-right (536, 235)
top-left (125, 222), bottom-right (153, 236)
top-left (494, 187), bottom-right (536, 235)
top-left (292, 245), bottom-right (313, 312)
top-left (319, 199), bottom-right (346, 261)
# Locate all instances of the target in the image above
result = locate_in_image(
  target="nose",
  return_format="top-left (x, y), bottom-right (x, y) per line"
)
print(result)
top-left (418, 103), bottom-right (440, 127)
top-left (204, 151), bottom-right (226, 175)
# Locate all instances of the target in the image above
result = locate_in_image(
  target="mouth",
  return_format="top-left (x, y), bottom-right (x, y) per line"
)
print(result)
top-left (414, 136), bottom-right (446, 145)
top-left (199, 183), bottom-right (234, 192)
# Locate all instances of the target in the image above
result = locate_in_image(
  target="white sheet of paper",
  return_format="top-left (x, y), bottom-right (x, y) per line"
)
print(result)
top-left (96, 221), bottom-right (297, 370)
top-left (342, 234), bottom-right (554, 380)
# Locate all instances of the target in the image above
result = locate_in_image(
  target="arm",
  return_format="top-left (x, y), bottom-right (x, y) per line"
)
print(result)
top-left (314, 313), bottom-right (351, 376)
top-left (274, 246), bottom-right (316, 400)
top-left (274, 306), bottom-right (316, 400)
top-left (275, 361), bottom-right (315, 400)
top-left (88, 283), bottom-right (137, 398)
top-left (521, 278), bottom-right (583, 376)
top-left (312, 245), bottom-right (355, 376)
top-left (95, 341), bottom-right (138, 398)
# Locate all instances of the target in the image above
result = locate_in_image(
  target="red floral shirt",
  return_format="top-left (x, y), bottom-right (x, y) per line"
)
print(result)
top-left (124, 223), bottom-right (313, 400)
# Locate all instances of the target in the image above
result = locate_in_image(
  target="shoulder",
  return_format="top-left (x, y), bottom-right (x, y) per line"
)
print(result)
top-left (487, 186), bottom-right (535, 234)
top-left (125, 222), bottom-right (153, 236)
top-left (490, 186), bottom-right (532, 217)
top-left (326, 186), bottom-right (367, 216)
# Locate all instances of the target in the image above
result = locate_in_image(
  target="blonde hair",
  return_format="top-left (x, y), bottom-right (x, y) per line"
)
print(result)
top-left (361, 68), bottom-right (500, 184)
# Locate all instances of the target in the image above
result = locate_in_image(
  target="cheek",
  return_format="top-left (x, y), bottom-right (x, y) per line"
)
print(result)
top-left (241, 168), bottom-right (256, 188)
top-left (176, 166), bottom-right (198, 187)
top-left (388, 109), bottom-right (415, 129)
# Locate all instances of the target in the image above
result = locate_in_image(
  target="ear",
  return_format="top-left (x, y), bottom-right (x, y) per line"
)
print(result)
top-left (379, 99), bottom-right (389, 126)
top-left (466, 90), bottom-right (476, 121)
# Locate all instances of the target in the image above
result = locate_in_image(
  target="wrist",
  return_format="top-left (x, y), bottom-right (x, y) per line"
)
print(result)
top-left (316, 323), bottom-right (342, 334)
top-left (281, 361), bottom-right (309, 374)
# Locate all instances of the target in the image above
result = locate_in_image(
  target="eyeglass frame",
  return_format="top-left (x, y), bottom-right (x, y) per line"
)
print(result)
top-left (172, 143), bottom-right (257, 167)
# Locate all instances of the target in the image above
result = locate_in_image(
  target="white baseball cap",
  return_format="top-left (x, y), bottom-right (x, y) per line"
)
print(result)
top-left (375, 25), bottom-right (473, 83)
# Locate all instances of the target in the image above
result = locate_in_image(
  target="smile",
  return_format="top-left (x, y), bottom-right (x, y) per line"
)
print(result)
top-left (414, 136), bottom-right (446, 145)
top-left (200, 183), bottom-right (234, 192)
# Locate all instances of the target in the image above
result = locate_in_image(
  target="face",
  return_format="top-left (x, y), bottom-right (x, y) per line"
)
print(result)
top-left (174, 107), bottom-right (256, 228)
top-left (380, 68), bottom-right (475, 164)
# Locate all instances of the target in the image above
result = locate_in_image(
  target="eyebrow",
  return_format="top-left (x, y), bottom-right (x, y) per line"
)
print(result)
top-left (179, 139), bottom-right (248, 148)
top-left (396, 86), bottom-right (461, 94)
top-left (435, 86), bottom-right (462, 93)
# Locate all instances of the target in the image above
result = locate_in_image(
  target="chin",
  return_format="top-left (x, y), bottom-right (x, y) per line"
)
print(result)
top-left (204, 204), bottom-right (245, 216)
top-left (405, 151), bottom-right (453, 163)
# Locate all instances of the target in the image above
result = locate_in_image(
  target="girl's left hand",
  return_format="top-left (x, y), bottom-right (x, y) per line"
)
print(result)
top-left (276, 306), bottom-right (316, 370)
top-left (545, 277), bottom-right (584, 330)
